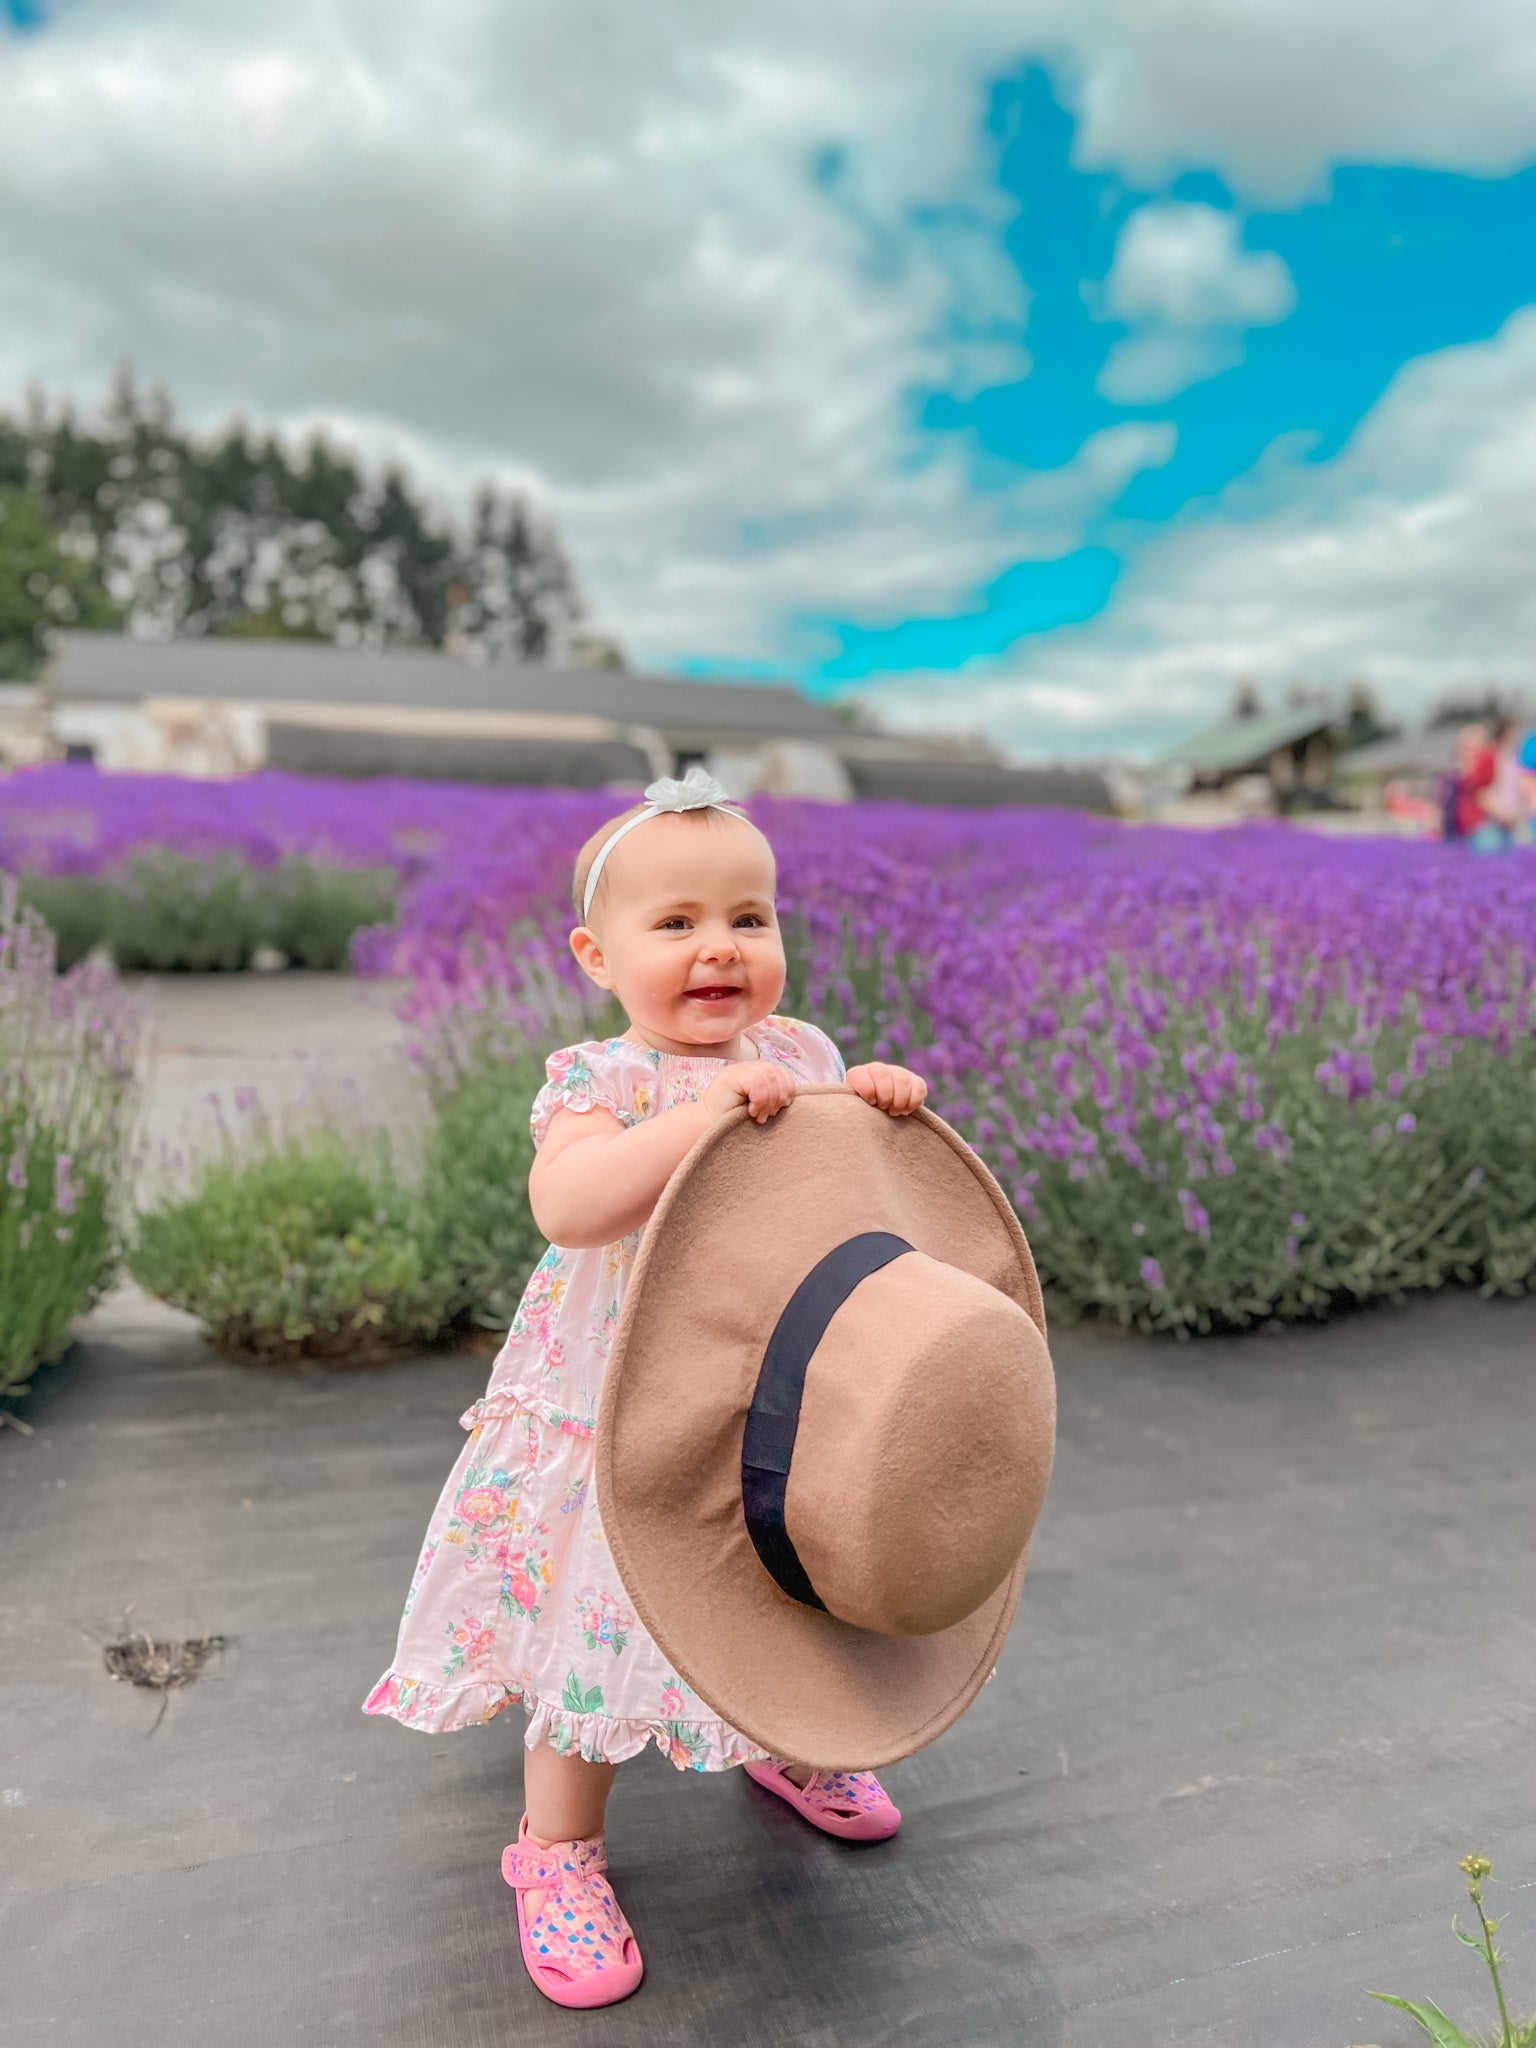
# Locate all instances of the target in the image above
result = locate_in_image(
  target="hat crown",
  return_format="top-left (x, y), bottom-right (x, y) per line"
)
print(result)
top-left (785, 1251), bottom-right (1054, 1636)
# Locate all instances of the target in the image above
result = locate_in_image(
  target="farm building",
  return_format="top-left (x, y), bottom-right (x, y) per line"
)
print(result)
top-left (19, 633), bottom-right (1116, 812)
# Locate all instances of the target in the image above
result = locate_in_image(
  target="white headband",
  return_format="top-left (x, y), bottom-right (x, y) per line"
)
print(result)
top-left (581, 765), bottom-right (751, 921)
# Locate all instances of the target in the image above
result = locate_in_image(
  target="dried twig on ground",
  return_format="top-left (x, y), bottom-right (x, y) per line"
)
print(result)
top-left (103, 1632), bottom-right (227, 1731)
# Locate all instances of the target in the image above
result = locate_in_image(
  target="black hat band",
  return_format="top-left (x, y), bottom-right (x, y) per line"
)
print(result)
top-left (740, 1231), bottom-right (914, 1611)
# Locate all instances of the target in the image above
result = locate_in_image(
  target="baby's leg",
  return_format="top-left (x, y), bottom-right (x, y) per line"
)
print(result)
top-left (511, 1743), bottom-right (642, 2004)
top-left (524, 1743), bottom-right (617, 1845)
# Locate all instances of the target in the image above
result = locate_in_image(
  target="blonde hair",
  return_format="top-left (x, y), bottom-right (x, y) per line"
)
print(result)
top-left (571, 799), bottom-right (768, 925)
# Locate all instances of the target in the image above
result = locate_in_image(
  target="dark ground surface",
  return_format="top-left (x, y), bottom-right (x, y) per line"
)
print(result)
top-left (5, 1286), bottom-right (1535, 2048)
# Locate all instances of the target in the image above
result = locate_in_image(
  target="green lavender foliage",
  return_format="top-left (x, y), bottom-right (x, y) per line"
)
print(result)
top-left (129, 1134), bottom-right (456, 1363)
top-left (963, 971), bottom-right (1536, 1335)
top-left (0, 882), bottom-right (140, 1399)
top-left (19, 852), bottom-right (396, 971)
top-left (0, 1104), bottom-right (116, 1399)
top-left (419, 1048), bottom-right (551, 1331)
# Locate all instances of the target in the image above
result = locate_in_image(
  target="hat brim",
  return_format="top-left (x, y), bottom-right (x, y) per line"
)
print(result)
top-left (596, 1086), bottom-right (1055, 1771)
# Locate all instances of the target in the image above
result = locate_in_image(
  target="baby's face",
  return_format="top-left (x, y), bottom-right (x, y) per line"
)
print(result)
top-left (576, 812), bottom-right (786, 1053)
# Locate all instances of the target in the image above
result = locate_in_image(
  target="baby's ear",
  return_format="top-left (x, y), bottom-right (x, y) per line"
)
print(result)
top-left (569, 925), bottom-right (612, 989)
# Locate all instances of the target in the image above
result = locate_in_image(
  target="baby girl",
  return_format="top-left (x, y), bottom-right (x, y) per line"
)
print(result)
top-left (365, 772), bottom-right (929, 2010)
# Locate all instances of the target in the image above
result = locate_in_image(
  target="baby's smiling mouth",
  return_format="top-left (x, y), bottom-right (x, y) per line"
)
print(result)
top-left (685, 985), bottom-right (742, 1002)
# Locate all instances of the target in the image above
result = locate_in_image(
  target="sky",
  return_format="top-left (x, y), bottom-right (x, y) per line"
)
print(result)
top-left (3, 2), bottom-right (1536, 759)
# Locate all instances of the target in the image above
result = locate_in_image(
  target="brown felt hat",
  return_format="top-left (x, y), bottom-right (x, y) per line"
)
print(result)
top-left (595, 1084), bottom-right (1056, 1770)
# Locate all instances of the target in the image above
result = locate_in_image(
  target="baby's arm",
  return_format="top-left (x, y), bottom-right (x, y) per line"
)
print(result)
top-left (529, 1060), bottom-right (797, 1249)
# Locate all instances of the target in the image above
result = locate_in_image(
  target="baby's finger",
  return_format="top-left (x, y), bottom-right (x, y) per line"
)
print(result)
top-left (746, 1066), bottom-right (791, 1121)
top-left (893, 1078), bottom-right (926, 1114)
top-left (757, 1083), bottom-right (789, 1122)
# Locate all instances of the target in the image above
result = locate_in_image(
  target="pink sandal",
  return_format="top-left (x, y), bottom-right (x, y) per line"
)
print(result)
top-left (502, 1815), bottom-right (644, 2009)
top-left (743, 1758), bottom-right (901, 1842)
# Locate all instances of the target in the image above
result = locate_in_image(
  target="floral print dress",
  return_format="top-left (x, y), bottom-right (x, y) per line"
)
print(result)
top-left (364, 1014), bottom-right (847, 1771)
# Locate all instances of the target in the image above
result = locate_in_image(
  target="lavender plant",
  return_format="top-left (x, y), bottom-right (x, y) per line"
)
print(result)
top-left (0, 878), bottom-right (140, 1403)
top-left (19, 849), bottom-right (395, 972)
top-left (418, 1047), bottom-right (552, 1332)
top-left (11, 764), bottom-right (1536, 1333)
top-left (130, 1131), bottom-right (456, 1364)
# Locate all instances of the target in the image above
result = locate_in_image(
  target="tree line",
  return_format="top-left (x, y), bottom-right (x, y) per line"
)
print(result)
top-left (1226, 680), bottom-right (1528, 743)
top-left (0, 368), bottom-right (620, 681)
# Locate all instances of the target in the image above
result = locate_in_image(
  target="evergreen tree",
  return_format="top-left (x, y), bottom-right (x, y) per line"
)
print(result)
top-left (0, 487), bottom-right (119, 680)
top-left (0, 369), bottom-right (606, 670)
top-left (454, 484), bottom-right (585, 665)
top-left (1429, 687), bottom-right (1522, 730)
top-left (1341, 682), bottom-right (1396, 749)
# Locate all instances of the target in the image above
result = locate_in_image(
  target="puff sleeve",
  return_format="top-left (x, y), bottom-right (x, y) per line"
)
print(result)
top-left (769, 1015), bottom-right (846, 1082)
top-left (528, 1043), bottom-right (638, 1151)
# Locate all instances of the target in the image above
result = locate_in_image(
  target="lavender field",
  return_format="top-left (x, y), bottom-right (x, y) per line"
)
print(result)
top-left (6, 761), bottom-right (1536, 1334)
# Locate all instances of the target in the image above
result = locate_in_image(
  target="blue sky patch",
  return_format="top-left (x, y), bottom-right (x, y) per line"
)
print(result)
top-left (812, 62), bottom-right (1536, 686)
top-left (817, 548), bottom-right (1118, 678)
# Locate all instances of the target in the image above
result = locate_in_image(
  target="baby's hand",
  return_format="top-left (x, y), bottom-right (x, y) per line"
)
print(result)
top-left (845, 1061), bottom-right (928, 1116)
top-left (701, 1060), bottom-right (798, 1126)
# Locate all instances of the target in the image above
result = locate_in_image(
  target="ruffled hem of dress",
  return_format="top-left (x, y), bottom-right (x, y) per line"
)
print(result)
top-left (362, 1669), bottom-right (770, 1773)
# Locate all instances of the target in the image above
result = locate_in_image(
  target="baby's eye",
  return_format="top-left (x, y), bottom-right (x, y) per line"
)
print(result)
top-left (658, 917), bottom-right (690, 931)
top-left (735, 914), bottom-right (767, 928)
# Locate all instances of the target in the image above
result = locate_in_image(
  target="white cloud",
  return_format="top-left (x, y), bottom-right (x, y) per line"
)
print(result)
top-left (1096, 203), bottom-right (1295, 402)
top-left (1061, 0), bottom-right (1536, 203)
top-left (1104, 204), bottom-right (1295, 330)
top-left (0, 0), bottom-right (1533, 695)
top-left (1097, 330), bottom-right (1234, 405)
top-left (0, 0), bottom-right (1044, 665)
top-left (872, 309), bottom-right (1536, 757)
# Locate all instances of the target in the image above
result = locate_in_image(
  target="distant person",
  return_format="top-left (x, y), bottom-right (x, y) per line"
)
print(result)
top-left (1464, 717), bottom-right (1528, 853)
top-left (1384, 778), bottom-right (1439, 835)
top-left (1519, 726), bottom-right (1536, 824)
top-left (1443, 723), bottom-right (1486, 842)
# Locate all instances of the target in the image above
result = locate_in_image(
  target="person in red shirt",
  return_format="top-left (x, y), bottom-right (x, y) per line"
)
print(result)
top-left (1457, 718), bottom-right (1525, 850)
top-left (1449, 723), bottom-right (1489, 840)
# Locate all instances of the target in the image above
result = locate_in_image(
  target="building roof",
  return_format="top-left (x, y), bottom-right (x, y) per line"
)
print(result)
top-left (49, 633), bottom-right (846, 743)
top-left (1334, 727), bottom-right (1458, 779)
top-left (1154, 704), bottom-right (1339, 774)
top-left (265, 722), bottom-right (654, 788)
top-left (842, 756), bottom-right (1114, 811)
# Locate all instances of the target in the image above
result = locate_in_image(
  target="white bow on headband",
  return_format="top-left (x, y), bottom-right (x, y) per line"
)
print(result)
top-left (581, 765), bottom-right (750, 920)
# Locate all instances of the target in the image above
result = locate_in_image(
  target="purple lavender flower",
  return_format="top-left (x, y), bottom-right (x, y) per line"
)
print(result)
top-left (54, 1152), bottom-right (75, 1217)
top-left (1140, 1256), bottom-right (1165, 1290)
top-left (1178, 1189), bottom-right (1212, 1239)
top-left (9, 760), bottom-right (1536, 1322)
